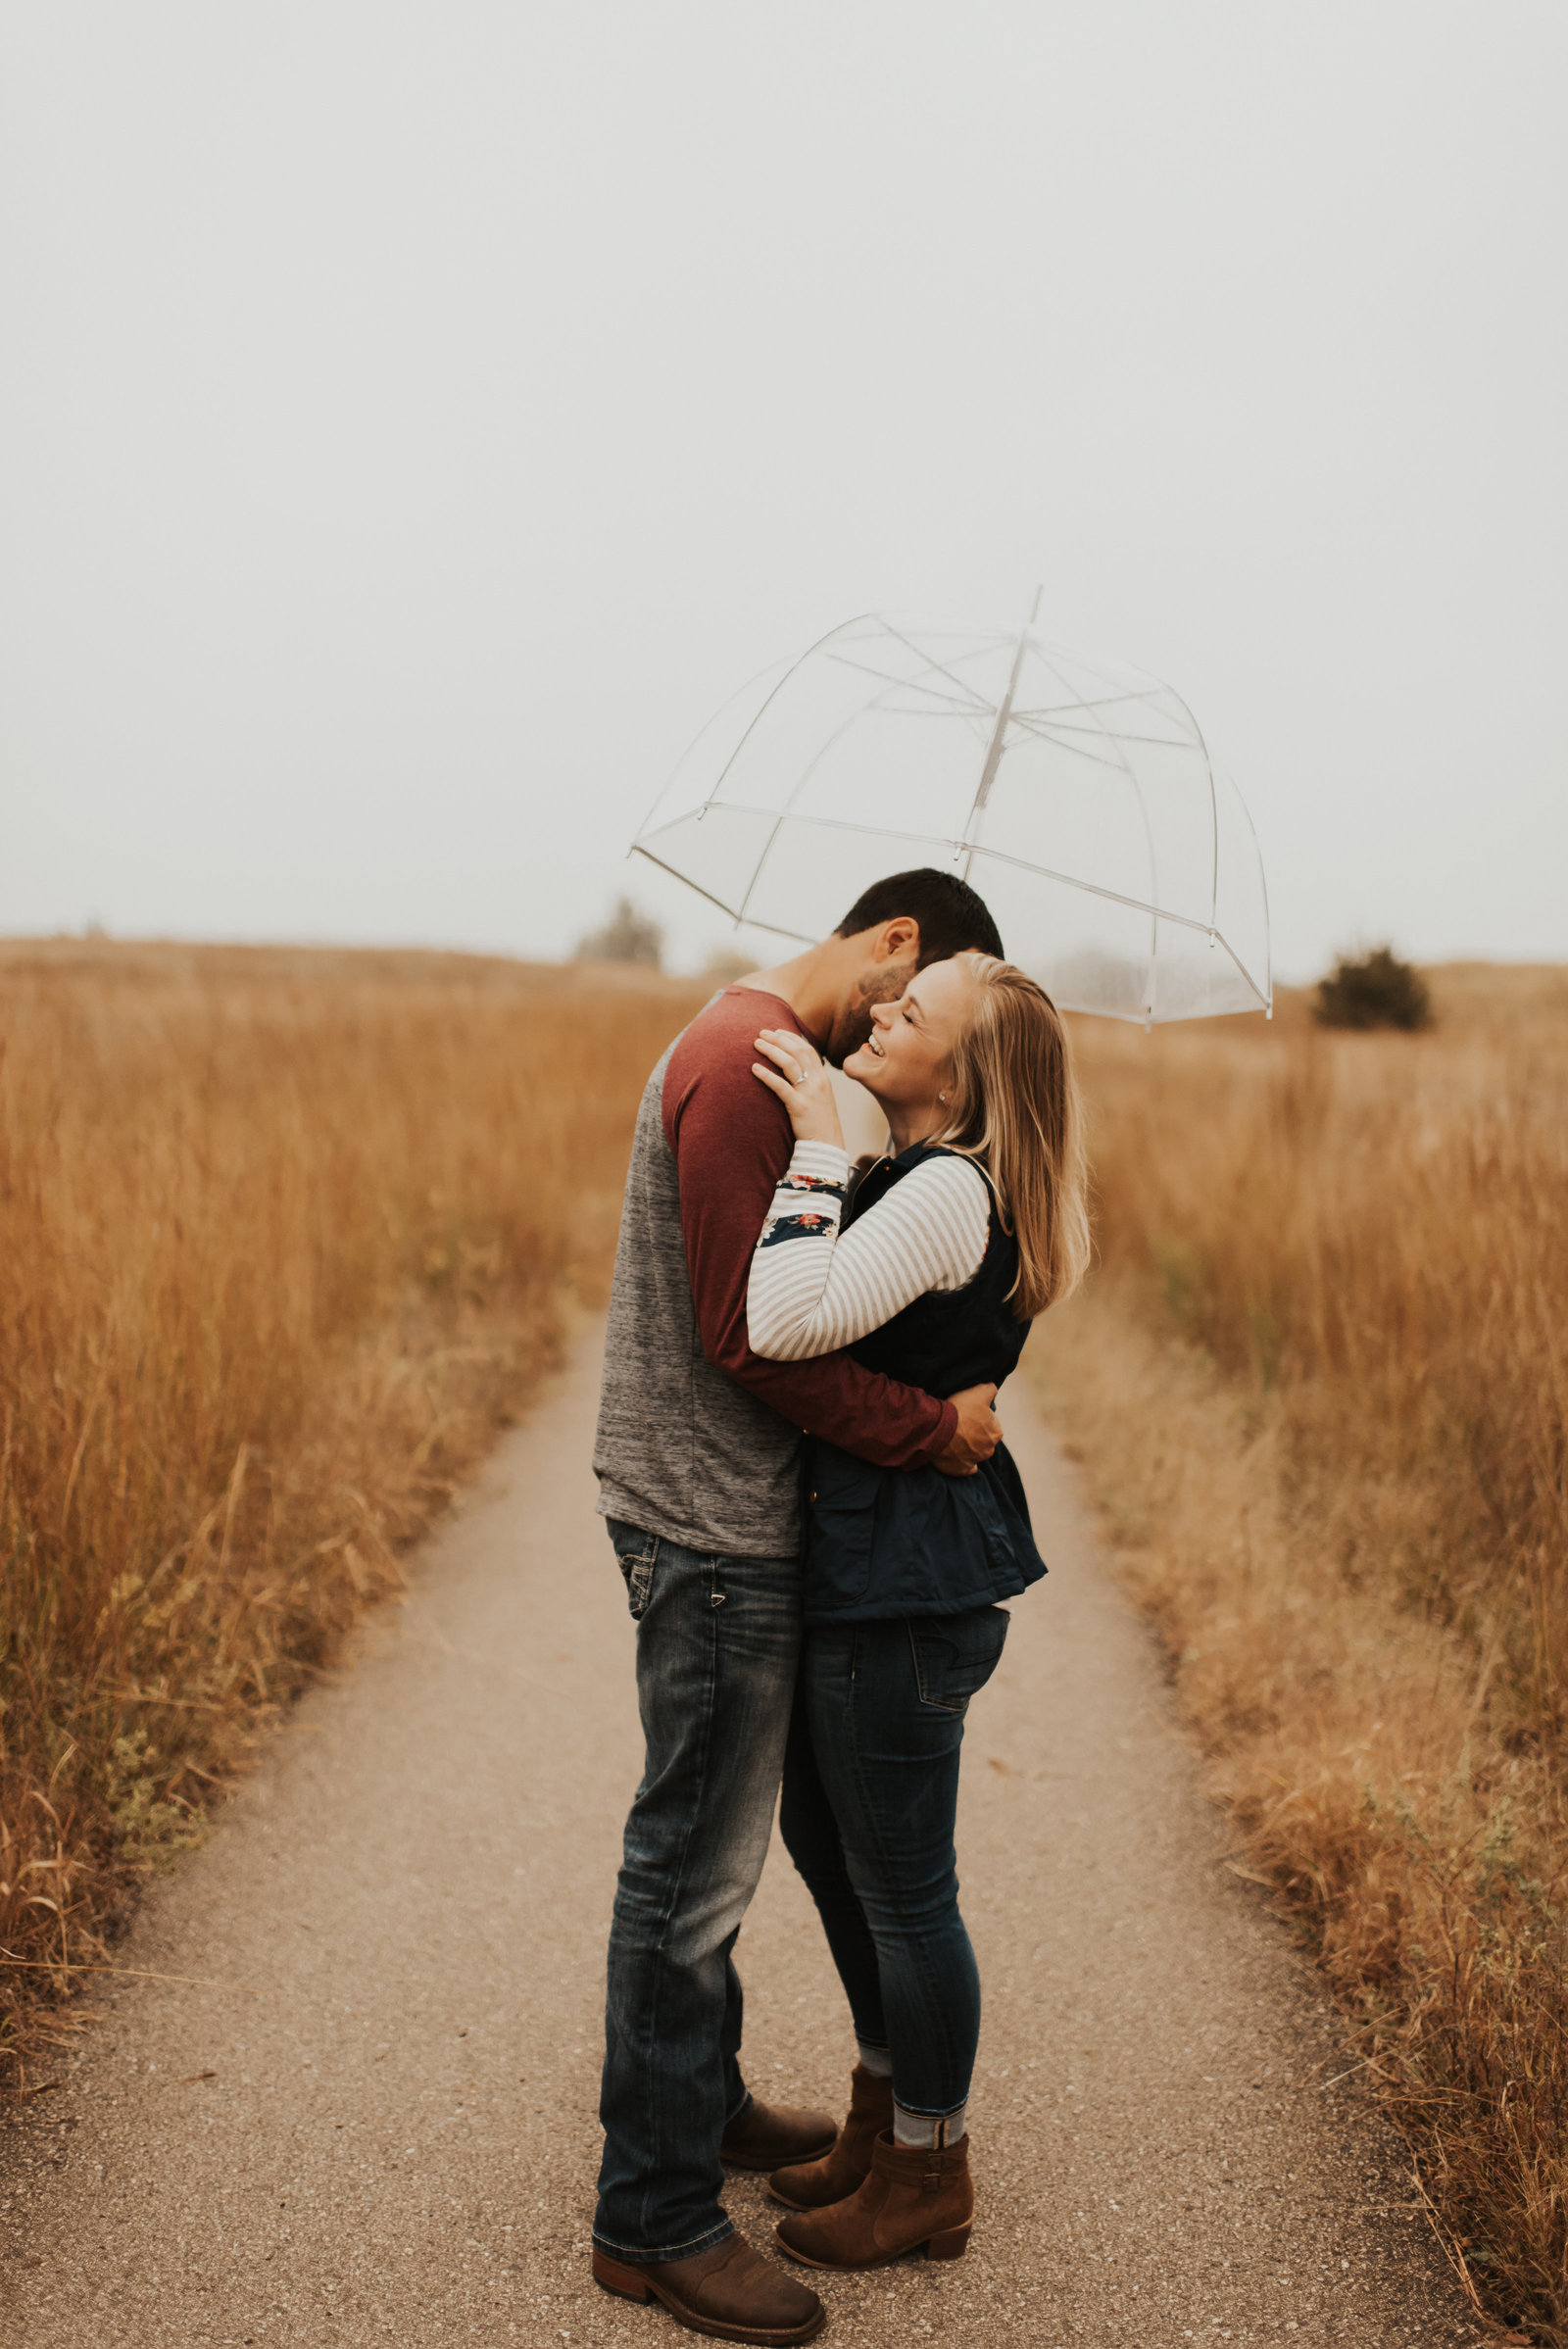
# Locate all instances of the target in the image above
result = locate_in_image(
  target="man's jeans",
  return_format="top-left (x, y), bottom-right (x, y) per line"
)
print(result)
top-left (595, 1519), bottom-right (802, 2264)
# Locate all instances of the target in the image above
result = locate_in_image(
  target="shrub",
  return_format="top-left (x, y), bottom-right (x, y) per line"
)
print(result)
top-left (1313, 946), bottom-right (1432, 1031)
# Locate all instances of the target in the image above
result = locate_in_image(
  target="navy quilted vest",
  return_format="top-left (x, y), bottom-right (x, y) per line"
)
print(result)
top-left (800, 1142), bottom-right (1047, 1623)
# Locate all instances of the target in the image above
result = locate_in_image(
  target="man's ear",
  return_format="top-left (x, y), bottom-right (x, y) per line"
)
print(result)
top-left (870, 916), bottom-right (920, 965)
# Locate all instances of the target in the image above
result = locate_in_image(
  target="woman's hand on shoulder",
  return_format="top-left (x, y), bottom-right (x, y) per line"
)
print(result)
top-left (752, 1029), bottom-right (846, 1149)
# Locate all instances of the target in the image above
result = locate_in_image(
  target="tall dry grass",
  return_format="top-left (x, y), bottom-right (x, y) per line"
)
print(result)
top-left (0, 940), bottom-right (704, 2080)
top-left (1030, 965), bottom-right (1568, 2342)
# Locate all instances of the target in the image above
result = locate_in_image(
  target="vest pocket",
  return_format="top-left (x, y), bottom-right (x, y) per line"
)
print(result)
top-left (803, 1443), bottom-right (879, 1610)
top-left (907, 1605), bottom-right (1011, 1713)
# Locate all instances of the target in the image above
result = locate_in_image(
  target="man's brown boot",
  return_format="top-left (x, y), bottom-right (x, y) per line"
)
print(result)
top-left (767, 2064), bottom-right (894, 2210)
top-left (593, 2228), bottom-right (825, 2345)
top-left (720, 2094), bottom-right (837, 2173)
top-left (774, 2128), bottom-right (973, 2270)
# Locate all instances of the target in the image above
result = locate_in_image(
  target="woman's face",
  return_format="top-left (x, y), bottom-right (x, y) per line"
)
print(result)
top-left (842, 955), bottom-right (979, 1111)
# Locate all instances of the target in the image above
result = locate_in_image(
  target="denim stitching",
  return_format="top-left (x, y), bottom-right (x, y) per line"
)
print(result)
top-left (840, 1625), bottom-right (967, 2113)
top-left (626, 1553), bottom-right (722, 2252)
top-left (907, 1612), bottom-right (1008, 1713)
top-left (592, 2215), bottom-right (736, 2263)
top-left (907, 1619), bottom-right (967, 1712)
top-left (614, 1534), bottom-right (660, 1623)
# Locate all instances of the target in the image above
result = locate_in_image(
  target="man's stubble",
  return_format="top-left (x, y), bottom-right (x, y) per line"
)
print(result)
top-left (822, 958), bottom-right (917, 1066)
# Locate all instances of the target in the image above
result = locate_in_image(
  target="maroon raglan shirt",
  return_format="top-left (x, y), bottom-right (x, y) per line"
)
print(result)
top-left (662, 987), bottom-right (956, 1467)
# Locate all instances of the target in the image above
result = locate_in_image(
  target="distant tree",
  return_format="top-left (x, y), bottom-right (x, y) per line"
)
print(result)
top-left (574, 896), bottom-right (664, 969)
top-left (1313, 947), bottom-right (1432, 1032)
top-left (700, 947), bottom-right (754, 986)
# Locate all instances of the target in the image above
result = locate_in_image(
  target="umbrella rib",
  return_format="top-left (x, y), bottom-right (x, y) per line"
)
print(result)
top-left (776, 652), bottom-right (990, 822)
top-left (823, 654), bottom-right (995, 714)
top-left (1053, 918), bottom-right (1268, 1020)
top-left (758, 675), bottom-right (991, 876)
top-left (1003, 714), bottom-right (1143, 773)
top-left (635, 609), bottom-right (1266, 1016)
top-left (1226, 771), bottom-right (1273, 1009)
top-left (969, 835), bottom-right (1263, 990)
top-left (734, 618), bottom-right (1004, 927)
top-left (1007, 683), bottom-right (1171, 719)
top-left (1163, 683), bottom-right (1222, 939)
top-left (628, 843), bottom-right (816, 945)
top-left (710, 806), bottom-right (1204, 937)
top-left (699, 612), bottom-right (878, 809)
top-left (633, 824), bottom-right (1267, 1006)
top-left (1012, 718), bottom-right (1199, 751)
top-left (714, 613), bottom-right (886, 927)
top-left (1052, 659), bottom-right (1223, 946)
top-left (967, 839), bottom-right (1190, 929)
top-left (874, 616), bottom-right (1011, 710)
top-left (1030, 646), bottom-right (1163, 1013)
top-left (771, 696), bottom-right (904, 828)
top-left (1184, 920), bottom-right (1268, 1007)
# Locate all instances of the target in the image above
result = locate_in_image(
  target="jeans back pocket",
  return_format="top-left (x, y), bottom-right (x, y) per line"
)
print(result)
top-left (907, 1605), bottom-right (1010, 1714)
top-left (607, 1520), bottom-right (659, 1621)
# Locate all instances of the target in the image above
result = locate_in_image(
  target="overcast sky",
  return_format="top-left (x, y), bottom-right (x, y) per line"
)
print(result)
top-left (2, 2), bottom-right (1563, 982)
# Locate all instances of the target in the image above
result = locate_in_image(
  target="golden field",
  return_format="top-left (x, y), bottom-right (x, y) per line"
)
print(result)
top-left (0, 940), bottom-right (706, 2078)
top-left (1031, 964), bottom-right (1568, 2343)
top-left (3, 935), bottom-right (1563, 2338)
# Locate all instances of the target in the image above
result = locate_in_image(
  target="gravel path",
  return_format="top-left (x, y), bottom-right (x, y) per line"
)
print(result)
top-left (2, 1322), bottom-right (1478, 2348)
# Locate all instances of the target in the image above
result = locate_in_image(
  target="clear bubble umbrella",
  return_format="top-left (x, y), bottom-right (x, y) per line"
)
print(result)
top-left (630, 605), bottom-right (1270, 1022)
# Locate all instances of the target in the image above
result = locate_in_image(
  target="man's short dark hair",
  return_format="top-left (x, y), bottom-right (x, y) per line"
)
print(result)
top-left (835, 867), bottom-right (1004, 965)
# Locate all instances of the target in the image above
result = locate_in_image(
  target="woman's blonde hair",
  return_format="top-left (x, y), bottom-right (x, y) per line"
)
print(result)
top-left (932, 954), bottom-right (1091, 1319)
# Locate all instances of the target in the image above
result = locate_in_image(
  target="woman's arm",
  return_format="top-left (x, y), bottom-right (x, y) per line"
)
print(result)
top-left (748, 1144), bottom-right (991, 1361)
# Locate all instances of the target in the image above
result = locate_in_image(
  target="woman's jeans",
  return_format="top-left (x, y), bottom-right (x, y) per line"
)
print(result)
top-left (780, 1605), bottom-right (1010, 2122)
top-left (595, 1520), bottom-right (802, 2265)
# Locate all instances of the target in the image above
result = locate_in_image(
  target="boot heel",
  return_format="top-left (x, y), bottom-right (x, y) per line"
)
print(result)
top-left (592, 2250), bottom-right (653, 2301)
top-left (926, 2224), bottom-right (971, 2261)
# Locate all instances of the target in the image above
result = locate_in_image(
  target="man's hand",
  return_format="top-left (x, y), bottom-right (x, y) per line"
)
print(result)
top-left (931, 1383), bottom-right (1000, 1477)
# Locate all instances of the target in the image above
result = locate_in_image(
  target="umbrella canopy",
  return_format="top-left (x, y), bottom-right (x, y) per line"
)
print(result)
top-left (631, 611), bottom-right (1270, 1022)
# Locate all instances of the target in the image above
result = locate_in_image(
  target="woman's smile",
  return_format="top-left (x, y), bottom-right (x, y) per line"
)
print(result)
top-left (843, 958), bottom-right (979, 1125)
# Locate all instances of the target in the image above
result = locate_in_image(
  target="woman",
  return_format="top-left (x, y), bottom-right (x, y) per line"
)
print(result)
top-left (744, 950), bottom-right (1089, 2272)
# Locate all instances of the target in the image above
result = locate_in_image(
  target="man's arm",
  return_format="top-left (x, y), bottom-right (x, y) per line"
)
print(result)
top-left (664, 1000), bottom-right (960, 1470)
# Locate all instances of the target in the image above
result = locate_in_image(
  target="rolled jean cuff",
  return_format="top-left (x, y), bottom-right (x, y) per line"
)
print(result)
top-left (591, 2215), bottom-right (735, 2266)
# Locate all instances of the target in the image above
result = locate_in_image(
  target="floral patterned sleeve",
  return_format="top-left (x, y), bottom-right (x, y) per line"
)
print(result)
top-left (755, 1140), bottom-right (852, 1250)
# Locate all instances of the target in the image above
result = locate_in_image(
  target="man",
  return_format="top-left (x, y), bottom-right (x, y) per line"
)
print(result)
top-left (590, 869), bottom-right (1007, 2345)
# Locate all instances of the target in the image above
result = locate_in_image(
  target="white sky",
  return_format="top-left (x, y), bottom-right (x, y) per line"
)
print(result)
top-left (2, 2), bottom-right (1563, 982)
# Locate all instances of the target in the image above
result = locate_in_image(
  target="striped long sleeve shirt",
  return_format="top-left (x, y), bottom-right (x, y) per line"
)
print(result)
top-left (747, 1139), bottom-right (992, 1362)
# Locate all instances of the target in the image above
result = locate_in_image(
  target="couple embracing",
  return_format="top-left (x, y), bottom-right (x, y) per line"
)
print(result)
top-left (590, 868), bottom-right (1088, 2344)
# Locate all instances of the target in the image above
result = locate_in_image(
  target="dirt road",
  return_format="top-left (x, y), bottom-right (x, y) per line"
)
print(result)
top-left (2, 1324), bottom-right (1476, 2347)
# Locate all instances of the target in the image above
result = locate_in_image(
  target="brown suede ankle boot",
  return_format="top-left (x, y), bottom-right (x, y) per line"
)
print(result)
top-left (720, 2095), bottom-right (837, 2173)
top-left (767, 2064), bottom-right (894, 2210)
top-left (774, 2128), bottom-right (973, 2270)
